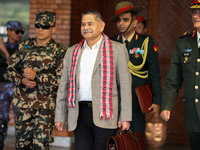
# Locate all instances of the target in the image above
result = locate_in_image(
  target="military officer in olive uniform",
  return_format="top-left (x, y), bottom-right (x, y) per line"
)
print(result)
top-left (110, 1), bottom-right (162, 136)
top-left (6, 11), bottom-right (67, 150)
top-left (160, 1), bottom-right (200, 150)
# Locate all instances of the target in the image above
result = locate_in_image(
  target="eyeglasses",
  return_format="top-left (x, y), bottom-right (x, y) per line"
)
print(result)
top-left (192, 10), bottom-right (200, 15)
top-left (35, 23), bottom-right (55, 29)
top-left (15, 30), bottom-right (24, 35)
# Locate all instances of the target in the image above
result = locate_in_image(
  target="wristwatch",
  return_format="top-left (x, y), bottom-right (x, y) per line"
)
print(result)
top-left (34, 74), bottom-right (38, 81)
top-left (6, 57), bottom-right (10, 62)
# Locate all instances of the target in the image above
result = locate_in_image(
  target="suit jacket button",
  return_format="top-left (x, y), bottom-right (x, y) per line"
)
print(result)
top-left (197, 59), bottom-right (200, 62)
top-left (195, 85), bottom-right (199, 89)
top-left (195, 99), bottom-right (199, 103)
top-left (196, 72), bottom-right (199, 76)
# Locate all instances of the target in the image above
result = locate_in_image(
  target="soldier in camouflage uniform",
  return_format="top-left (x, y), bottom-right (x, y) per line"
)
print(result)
top-left (6, 11), bottom-right (67, 150)
top-left (0, 41), bottom-right (14, 150)
top-left (0, 21), bottom-right (24, 150)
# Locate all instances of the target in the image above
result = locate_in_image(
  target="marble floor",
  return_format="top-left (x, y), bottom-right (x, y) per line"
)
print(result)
top-left (4, 134), bottom-right (191, 150)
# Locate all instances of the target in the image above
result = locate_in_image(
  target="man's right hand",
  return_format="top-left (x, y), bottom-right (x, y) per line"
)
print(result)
top-left (55, 122), bottom-right (65, 131)
top-left (160, 110), bottom-right (171, 121)
top-left (22, 78), bottom-right (37, 88)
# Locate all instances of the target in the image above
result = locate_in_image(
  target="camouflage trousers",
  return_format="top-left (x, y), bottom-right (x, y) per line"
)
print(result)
top-left (15, 107), bottom-right (55, 150)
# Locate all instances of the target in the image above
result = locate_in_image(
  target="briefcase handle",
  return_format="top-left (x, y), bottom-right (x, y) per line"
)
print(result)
top-left (117, 127), bottom-right (139, 141)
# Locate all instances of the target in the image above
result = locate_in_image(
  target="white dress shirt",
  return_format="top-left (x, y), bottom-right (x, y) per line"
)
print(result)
top-left (78, 36), bottom-right (103, 101)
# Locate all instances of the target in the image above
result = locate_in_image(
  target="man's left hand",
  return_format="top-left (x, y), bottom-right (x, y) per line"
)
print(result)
top-left (24, 68), bottom-right (36, 80)
top-left (148, 104), bottom-right (160, 113)
top-left (118, 121), bottom-right (130, 131)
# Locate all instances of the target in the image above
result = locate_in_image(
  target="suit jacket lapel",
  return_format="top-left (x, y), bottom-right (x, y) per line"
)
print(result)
top-left (189, 34), bottom-right (198, 57)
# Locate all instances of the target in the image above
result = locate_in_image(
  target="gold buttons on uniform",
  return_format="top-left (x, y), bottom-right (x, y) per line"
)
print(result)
top-left (195, 85), bottom-right (199, 89)
top-left (196, 72), bottom-right (199, 76)
top-left (195, 99), bottom-right (199, 103)
top-left (197, 59), bottom-right (200, 62)
top-left (183, 99), bottom-right (185, 101)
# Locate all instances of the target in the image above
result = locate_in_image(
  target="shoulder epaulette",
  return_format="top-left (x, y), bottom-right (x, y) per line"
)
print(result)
top-left (179, 30), bottom-right (196, 39)
top-left (19, 37), bottom-right (36, 52)
top-left (138, 33), bottom-right (153, 40)
top-left (55, 41), bottom-right (68, 50)
top-left (19, 37), bottom-right (34, 44)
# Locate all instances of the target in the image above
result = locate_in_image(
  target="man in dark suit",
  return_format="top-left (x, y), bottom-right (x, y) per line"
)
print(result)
top-left (110, 1), bottom-right (162, 136)
top-left (55, 9), bottom-right (132, 150)
top-left (160, 1), bottom-right (200, 149)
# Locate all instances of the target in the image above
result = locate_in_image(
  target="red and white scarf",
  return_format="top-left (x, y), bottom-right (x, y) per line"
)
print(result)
top-left (67, 33), bottom-right (114, 120)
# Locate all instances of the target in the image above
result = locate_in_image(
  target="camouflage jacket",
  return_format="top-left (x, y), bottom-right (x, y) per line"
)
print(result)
top-left (7, 37), bottom-right (67, 110)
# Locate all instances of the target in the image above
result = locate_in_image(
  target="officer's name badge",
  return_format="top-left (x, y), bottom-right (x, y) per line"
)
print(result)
top-left (129, 48), bottom-right (144, 55)
top-left (24, 46), bottom-right (32, 49)
top-left (182, 53), bottom-right (191, 57)
top-left (184, 49), bottom-right (192, 53)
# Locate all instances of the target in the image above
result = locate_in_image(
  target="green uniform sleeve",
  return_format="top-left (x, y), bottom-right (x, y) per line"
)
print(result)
top-left (7, 50), bottom-right (23, 86)
top-left (161, 41), bottom-right (184, 111)
top-left (146, 37), bottom-right (162, 105)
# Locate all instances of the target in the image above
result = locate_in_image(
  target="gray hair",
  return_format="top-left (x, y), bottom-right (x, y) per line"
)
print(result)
top-left (81, 9), bottom-right (103, 22)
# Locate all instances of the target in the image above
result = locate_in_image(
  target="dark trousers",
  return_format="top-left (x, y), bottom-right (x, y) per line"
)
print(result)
top-left (187, 130), bottom-right (200, 150)
top-left (0, 133), bottom-right (4, 150)
top-left (74, 102), bottom-right (116, 150)
top-left (0, 119), bottom-right (7, 150)
top-left (130, 110), bottom-right (145, 136)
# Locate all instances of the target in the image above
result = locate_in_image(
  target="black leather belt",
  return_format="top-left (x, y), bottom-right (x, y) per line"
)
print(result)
top-left (79, 101), bottom-right (92, 108)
